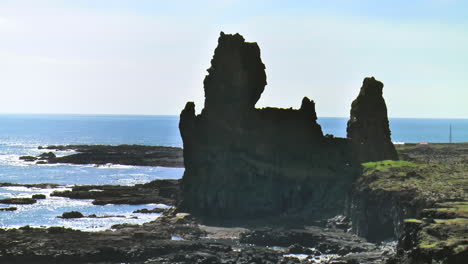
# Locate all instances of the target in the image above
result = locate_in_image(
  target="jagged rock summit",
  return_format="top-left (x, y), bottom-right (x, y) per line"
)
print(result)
top-left (203, 32), bottom-right (266, 116)
top-left (179, 32), bottom-right (397, 221)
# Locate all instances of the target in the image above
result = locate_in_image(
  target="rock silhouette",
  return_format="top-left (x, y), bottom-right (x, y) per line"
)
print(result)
top-left (347, 77), bottom-right (398, 162)
top-left (179, 32), bottom-right (396, 221)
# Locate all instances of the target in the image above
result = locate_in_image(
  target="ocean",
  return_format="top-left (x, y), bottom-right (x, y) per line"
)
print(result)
top-left (319, 117), bottom-right (468, 143)
top-left (0, 114), bottom-right (466, 230)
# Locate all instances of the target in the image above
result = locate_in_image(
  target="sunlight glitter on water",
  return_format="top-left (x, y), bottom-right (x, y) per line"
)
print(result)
top-left (0, 151), bottom-right (181, 231)
top-left (0, 115), bottom-right (183, 230)
top-left (0, 186), bottom-right (172, 231)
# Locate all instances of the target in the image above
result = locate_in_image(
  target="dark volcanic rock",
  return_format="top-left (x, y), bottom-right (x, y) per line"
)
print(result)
top-left (0, 183), bottom-right (60, 188)
top-left (0, 207), bottom-right (17, 211)
top-left (133, 207), bottom-right (167, 214)
top-left (347, 77), bottom-right (398, 162)
top-left (202, 32), bottom-right (266, 117)
top-left (0, 211), bottom-right (293, 263)
top-left (32, 144), bottom-right (183, 168)
top-left (326, 215), bottom-right (351, 231)
top-left (144, 245), bottom-right (286, 264)
top-left (32, 194), bottom-right (46, 199)
top-left (179, 32), bottom-right (362, 221)
top-left (51, 179), bottom-right (180, 206)
top-left (286, 243), bottom-right (320, 255)
top-left (240, 226), bottom-right (376, 255)
top-left (0, 223), bottom-right (209, 264)
top-left (60, 211), bottom-right (84, 219)
top-left (0, 197), bottom-right (36, 205)
top-left (19, 155), bottom-right (37, 162)
top-left (38, 151), bottom-right (56, 160)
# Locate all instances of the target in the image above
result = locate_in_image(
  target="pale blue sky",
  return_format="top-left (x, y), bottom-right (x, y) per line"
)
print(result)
top-left (0, 0), bottom-right (466, 118)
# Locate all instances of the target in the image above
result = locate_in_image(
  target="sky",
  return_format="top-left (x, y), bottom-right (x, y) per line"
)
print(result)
top-left (0, 0), bottom-right (467, 118)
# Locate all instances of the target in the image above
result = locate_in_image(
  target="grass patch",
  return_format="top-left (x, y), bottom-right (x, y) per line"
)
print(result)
top-left (357, 145), bottom-right (467, 202)
top-left (419, 241), bottom-right (438, 249)
top-left (362, 160), bottom-right (419, 172)
top-left (404, 218), bottom-right (423, 224)
top-left (434, 218), bottom-right (468, 225)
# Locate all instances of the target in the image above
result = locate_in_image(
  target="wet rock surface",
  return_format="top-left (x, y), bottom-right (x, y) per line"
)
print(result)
top-left (0, 180), bottom-right (396, 263)
top-left (0, 197), bottom-right (37, 204)
top-left (22, 144), bottom-right (184, 168)
top-left (326, 215), bottom-right (351, 231)
top-left (0, 207), bottom-right (17, 211)
top-left (32, 194), bottom-right (46, 199)
top-left (0, 206), bottom-right (286, 264)
top-left (51, 179), bottom-right (180, 205)
top-left (133, 208), bottom-right (167, 214)
top-left (240, 226), bottom-right (377, 255)
top-left (0, 182), bottom-right (60, 188)
top-left (0, 210), bottom-right (395, 264)
top-left (60, 211), bottom-right (84, 219)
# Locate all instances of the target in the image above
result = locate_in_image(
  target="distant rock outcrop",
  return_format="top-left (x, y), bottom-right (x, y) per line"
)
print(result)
top-left (347, 77), bottom-right (398, 162)
top-left (179, 32), bottom-right (361, 221)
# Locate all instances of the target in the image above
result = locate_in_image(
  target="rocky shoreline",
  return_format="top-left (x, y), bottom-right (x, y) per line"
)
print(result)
top-left (20, 144), bottom-right (184, 168)
top-left (50, 179), bottom-right (180, 205)
top-left (0, 199), bottom-right (395, 264)
top-left (1, 143), bottom-right (467, 263)
top-left (3, 31), bottom-right (466, 263)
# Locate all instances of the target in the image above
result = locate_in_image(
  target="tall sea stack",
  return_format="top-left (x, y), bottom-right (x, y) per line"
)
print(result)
top-left (347, 77), bottom-right (398, 162)
top-left (179, 32), bottom-right (360, 221)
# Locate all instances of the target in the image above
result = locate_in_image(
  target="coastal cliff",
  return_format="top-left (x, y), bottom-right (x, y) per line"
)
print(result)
top-left (349, 144), bottom-right (468, 263)
top-left (179, 32), bottom-right (396, 221)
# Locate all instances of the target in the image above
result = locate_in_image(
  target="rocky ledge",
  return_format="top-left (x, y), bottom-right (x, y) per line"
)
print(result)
top-left (20, 144), bottom-right (183, 168)
top-left (0, 208), bottom-right (397, 264)
top-left (51, 179), bottom-right (180, 205)
top-left (0, 179), bottom-right (396, 263)
top-left (349, 143), bottom-right (468, 263)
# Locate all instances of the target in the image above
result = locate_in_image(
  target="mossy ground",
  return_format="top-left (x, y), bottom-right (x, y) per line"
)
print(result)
top-left (432, 201), bottom-right (468, 218)
top-left (359, 144), bottom-right (467, 203)
top-left (418, 201), bottom-right (468, 254)
top-left (362, 160), bottom-right (419, 172)
top-left (359, 143), bottom-right (468, 257)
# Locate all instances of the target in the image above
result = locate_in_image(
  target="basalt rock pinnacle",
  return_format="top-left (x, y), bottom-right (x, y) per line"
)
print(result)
top-left (347, 77), bottom-right (398, 162)
top-left (203, 32), bottom-right (266, 117)
top-left (179, 32), bottom-right (396, 221)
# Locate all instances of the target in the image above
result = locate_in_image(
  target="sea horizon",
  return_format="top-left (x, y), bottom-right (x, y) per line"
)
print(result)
top-left (0, 112), bottom-right (466, 120)
top-left (0, 114), bottom-right (465, 144)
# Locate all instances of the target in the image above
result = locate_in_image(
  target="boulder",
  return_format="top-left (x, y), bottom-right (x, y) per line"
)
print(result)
top-left (32, 194), bottom-right (46, 199)
top-left (60, 211), bottom-right (84, 219)
top-left (38, 152), bottom-right (56, 160)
